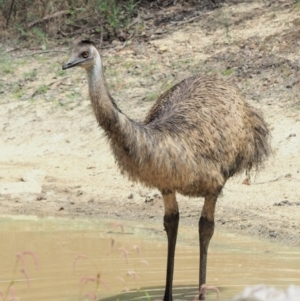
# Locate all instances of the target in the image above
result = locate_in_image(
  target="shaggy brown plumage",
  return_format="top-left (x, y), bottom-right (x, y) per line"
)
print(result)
top-left (63, 40), bottom-right (270, 301)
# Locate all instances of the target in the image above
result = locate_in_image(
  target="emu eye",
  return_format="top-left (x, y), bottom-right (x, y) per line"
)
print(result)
top-left (82, 51), bottom-right (89, 59)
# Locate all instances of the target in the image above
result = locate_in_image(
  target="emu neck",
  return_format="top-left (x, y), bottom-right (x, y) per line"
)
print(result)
top-left (86, 58), bottom-right (119, 132)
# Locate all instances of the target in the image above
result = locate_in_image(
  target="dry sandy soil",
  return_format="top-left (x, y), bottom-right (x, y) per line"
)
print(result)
top-left (1, 0), bottom-right (300, 246)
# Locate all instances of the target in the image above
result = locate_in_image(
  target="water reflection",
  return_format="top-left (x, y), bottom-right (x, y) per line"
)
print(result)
top-left (0, 215), bottom-right (299, 301)
top-left (99, 286), bottom-right (220, 301)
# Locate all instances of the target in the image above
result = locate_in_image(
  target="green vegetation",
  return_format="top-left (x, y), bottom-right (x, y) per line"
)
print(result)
top-left (1, 0), bottom-right (139, 46)
top-left (97, 0), bottom-right (138, 33)
top-left (222, 67), bottom-right (233, 76)
top-left (0, 60), bottom-right (14, 75)
top-left (12, 86), bottom-right (25, 99)
top-left (143, 91), bottom-right (159, 102)
top-left (220, 8), bottom-right (231, 42)
top-left (98, 0), bottom-right (122, 32)
top-left (32, 27), bottom-right (48, 46)
top-left (66, 91), bottom-right (81, 100)
top-left (35, 84), bottom-right (49, 95)
top-left (55, 69), bottom-right (67, 77)
top-left (294, 0), bottom-right (300, 9)
top-left (23, 69), bottom-right (37, 81)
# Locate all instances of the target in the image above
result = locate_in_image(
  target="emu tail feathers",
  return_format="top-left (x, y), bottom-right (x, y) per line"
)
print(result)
top-left (249, 106), bottom-right (271, 171)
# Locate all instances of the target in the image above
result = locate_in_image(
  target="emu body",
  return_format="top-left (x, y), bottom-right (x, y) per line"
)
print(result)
top-left (63, 40), bottom-right (270, 300)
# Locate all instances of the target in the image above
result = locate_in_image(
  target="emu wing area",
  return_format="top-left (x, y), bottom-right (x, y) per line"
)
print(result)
top-left (140, 75), bottom-right (269, 196)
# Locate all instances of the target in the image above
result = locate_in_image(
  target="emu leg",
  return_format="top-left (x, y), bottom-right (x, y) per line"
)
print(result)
top-left (198, 195), bottom-right (217, 300)
top-left (162, 191), bottom-right (179, 301)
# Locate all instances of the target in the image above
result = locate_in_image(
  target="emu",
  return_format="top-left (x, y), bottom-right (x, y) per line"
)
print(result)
top-left (62, 40), bottom-right (270, 301)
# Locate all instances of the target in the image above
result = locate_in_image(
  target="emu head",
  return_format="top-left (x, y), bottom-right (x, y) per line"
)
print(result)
top-left (62, 40), bottom-right (100, 71)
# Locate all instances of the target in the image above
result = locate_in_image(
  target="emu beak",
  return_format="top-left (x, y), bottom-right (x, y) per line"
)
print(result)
top-left (62, 57), bottom-right (81, 70)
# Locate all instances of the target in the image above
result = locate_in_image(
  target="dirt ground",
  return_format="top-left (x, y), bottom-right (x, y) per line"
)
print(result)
top-left (1, 0), bottom-right (300, 246)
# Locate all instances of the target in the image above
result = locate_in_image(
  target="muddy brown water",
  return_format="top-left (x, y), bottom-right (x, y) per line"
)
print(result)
top-left (0, 215), bottom-right (299, 301)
